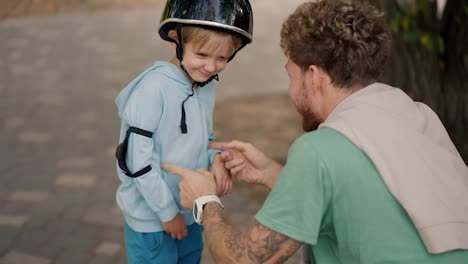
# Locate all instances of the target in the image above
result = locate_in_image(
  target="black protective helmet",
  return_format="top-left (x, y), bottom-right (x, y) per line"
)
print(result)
top-left (159, 0), bottom-right (253, 53)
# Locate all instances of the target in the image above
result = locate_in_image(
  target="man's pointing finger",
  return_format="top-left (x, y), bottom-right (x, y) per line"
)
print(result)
top-left (208, 141), bottom-right (227, 150)
top-left (161, 163), bottom-right (191, 178)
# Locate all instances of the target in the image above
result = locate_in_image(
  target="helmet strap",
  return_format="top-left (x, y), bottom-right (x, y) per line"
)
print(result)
top-left (228, 42), bottom-right (246, 62)
top-left (176, 25), bottom-right (184, 62)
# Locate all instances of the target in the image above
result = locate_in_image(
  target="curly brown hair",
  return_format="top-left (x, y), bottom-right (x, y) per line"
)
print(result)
top-left (280, 0), bottom-right (391, 88)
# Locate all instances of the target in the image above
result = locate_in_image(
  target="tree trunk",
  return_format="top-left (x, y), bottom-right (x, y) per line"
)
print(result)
top-left (375, 0), bottom-right (468, 162)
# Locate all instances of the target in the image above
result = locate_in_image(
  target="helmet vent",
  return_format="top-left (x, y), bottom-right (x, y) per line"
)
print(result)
top-left (236, 6), bottom-right (243, 16)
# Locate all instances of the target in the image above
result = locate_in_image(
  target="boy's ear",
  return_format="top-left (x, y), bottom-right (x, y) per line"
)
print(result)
top-left (167, 30), bottom-right (178, 48)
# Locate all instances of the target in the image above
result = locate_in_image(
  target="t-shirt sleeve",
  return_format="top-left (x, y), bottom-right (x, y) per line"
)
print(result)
top-left (255, 136), bottom-right (332, 245)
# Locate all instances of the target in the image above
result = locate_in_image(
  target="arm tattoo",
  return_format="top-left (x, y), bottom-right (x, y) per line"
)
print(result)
top-left (203, 203), bottom-right (302, 264)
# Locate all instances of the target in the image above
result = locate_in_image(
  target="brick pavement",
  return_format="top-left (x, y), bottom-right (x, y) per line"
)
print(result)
top-left (0, 2), bottom-right (306, 263)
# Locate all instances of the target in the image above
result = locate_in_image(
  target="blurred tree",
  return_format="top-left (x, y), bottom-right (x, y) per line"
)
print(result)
top-left (372, 0), bottom-right (468, 162)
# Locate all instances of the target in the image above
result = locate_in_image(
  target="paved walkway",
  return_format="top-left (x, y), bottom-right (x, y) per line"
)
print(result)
top-left (0, 1), bottom-right (305, 263)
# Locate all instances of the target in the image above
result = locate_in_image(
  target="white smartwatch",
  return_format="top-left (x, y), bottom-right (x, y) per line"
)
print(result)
top-left (193, 195), bottom-right (224, 224)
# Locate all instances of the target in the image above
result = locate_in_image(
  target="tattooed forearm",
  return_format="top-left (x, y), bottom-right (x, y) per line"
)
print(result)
top-left (202, 203), bottom-right (302, 264)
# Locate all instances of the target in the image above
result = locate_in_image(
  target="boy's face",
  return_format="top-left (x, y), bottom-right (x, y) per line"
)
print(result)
top-left (182, 36), bottom-right (234, 83)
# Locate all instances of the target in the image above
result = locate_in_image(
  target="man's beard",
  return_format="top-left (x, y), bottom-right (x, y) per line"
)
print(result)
top-left (296, 100), bottom-right (320, 132)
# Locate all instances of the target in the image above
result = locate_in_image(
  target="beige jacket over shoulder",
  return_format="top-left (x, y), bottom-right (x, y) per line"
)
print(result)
top-left (320, 82), bottom-right (468, 254)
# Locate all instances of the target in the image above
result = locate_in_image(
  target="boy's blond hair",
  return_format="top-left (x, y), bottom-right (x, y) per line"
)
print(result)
top-left (181, 26), bottom-right (243, 55)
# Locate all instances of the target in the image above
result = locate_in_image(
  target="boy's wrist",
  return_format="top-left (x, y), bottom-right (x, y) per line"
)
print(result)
top-left (213, 152), bottom-right (222, 159)
top-left (209, 150), bottom-right (223, 166)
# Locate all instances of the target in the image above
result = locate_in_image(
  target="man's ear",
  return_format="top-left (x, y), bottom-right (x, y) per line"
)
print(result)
top-left (304, 65), bottom-right (319, 90)
top-left (167, 30), bottom-right (178, 48)
top-left (306, 65), bottom-right (329, 94)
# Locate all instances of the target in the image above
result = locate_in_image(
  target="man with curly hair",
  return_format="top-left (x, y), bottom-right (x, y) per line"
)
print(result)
top-left (162, 0), bottom-right (468, 263)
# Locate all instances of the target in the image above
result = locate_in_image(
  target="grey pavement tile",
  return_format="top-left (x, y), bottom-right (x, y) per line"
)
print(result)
top-left (0, 194), bottom-right (8, 208)
top-left (83, 203), bottom-right (124, 228)
top-left (36, 94), bottom-right (66, 107)
top-left (87, 255), bottom-right (115, 264)
top-left (8, 191), bottom-right (50, 202)
top-left (6, 174), bottom-right (53, 191)
top-left (10, 63), bottom-right (32, 76)
top-left (66, 224), bottom-right (102, 251)
top-left (39, 70), bottom-right (60, 90)
top-left (65, 239), bottom-right (98, 255)
top-left (90, 185), bottom-right (118, 203)
top-left (36, 243), bottom-right (64, 261)
top-left (28, 199), bottom-right (66, 219)
top-left (0, 215), bottom-right (29, 227)
top-left (76, 129), bottom-right (98, 142)
top-left (42, 218), bottom-right (78, 237)
top-left (6, 37), bottom-right (29, 49)
top-left (83, 210), bottom-right (124, 228)
top-left (102, 89), bottom-right (119, 101)
top-left (100, 228), bottom-right (124, 243)
top-left (61, 202), bottom-right (88, 220)
top-left (3, 117), bottom-right (24, 130)
top-left (36, 222), bottom-right (79, 259)
top-left (53, 249), bottom-right (92, 264)
top-left (0, 251), bottom-right (51, 264)
top-left (53, 188), bottom-right (91, 204)
top-left (105, 146), bottom-right (115, 158)
top-left (99, 70), bottom-right (133, 87)
top-left (12, 226), bottom-right (51, 254)
top-left (8, 50), bottom-right (23, 61)
top-left (112, 255), bottom-right (128, 264)
top-left (0, 227), bottom-right (21, 256)
top-left (20, 216), bottom-right (49, 230)
top-left (95, 242), bottom-right (122, 256)
top-left (17, 131), bottom-right (50, 145)
top-left (55, 173), bottom-right (96, 188)
top-left (77, 112), bottom-right (97, 123)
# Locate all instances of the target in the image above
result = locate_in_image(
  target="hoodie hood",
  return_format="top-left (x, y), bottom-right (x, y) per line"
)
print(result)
top-left (115, 61), bottom-right (192, 118)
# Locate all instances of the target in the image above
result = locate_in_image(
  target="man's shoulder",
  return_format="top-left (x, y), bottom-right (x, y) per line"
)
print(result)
top-left (297, 128), bottom-right (352, 148)
top-left (293, 128), bottom-right (367, 163)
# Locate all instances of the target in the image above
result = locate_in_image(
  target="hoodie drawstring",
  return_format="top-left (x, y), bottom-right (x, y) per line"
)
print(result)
top-left (180, 83), bottom-right (195, 134)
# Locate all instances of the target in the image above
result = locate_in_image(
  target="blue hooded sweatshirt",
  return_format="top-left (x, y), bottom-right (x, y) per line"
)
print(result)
top-left (115, 61), bottom-right (220, 232)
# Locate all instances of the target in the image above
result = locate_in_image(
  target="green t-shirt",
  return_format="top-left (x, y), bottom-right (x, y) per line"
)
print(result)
top-left (256, 128), bottom-right (468, 263)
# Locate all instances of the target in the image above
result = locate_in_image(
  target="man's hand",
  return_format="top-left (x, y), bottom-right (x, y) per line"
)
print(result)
top-left (161, 163), bottom-right (217, 210)
top-left (162, 213), bottom-right (187, 240)
top-left (209, 141), bottom-right (283, 189)
top-left (161, 163), bottom-right (302, 263)
top-left (211, 153), bottom-right (233, 197)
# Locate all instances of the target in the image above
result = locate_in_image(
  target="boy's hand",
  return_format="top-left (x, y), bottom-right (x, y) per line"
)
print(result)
top-left (211, 153), bottom-right (232, 197)
top-left (209, 141), bottom-right (283, 189)
top-left (162, 213), bottom-right (187, 240)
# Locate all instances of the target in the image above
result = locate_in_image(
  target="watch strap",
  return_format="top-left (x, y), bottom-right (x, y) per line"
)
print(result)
top-left (193, 195), bottom-right (224, 224)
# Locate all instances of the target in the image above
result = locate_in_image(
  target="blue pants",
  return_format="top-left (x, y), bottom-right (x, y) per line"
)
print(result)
top-left (124, 222), bottom-right (203, 264)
